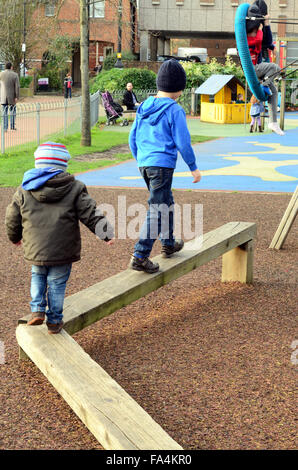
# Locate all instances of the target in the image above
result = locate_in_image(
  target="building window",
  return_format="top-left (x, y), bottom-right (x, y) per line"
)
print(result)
top-left (104, 46), bottom-right (113, 58)
top-left (279, 0), bottom-right (287, 7)
top-left (45, 2), bottom-right (55, 17)
top-left (89, 1), bottom-right (105, 18)
top-left (231, 0), bottom-right (239, 6)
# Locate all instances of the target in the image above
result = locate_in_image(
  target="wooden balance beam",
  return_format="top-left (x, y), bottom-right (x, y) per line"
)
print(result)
top-left (16, 221), bottom-right (256, 450)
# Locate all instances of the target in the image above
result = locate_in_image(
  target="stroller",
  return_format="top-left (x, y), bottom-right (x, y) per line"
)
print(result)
top-left (101, 91), bottom-right (129, 126)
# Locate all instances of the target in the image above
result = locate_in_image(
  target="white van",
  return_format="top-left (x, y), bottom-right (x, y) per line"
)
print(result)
top-left (177, 47), bottom-right (208, 64)
top-left (226, 48), bottom-right (238, 56)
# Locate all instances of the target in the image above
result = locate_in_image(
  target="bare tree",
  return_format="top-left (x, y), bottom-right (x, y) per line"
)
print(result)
top-left (80, 0), bottom-right (91, 146)
top-left (0, 0), bottom-right (58, 72)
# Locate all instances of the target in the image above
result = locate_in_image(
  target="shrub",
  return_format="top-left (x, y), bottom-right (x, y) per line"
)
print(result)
top-left (90, 67), bottom-right (157, 93)
top-left (36, 67), bottom-right (64, 90)
top-left (182, 57), bottom-right (245, 89)
top-left (20, 76), bottom-right (33, 88)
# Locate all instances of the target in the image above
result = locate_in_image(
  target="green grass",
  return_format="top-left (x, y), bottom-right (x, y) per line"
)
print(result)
top-left (0, 126), bottom-right (215, 187)
top-left (190, 135), bottom-right (214, 145)
top-left (0, 127), bottom-right (131, 187)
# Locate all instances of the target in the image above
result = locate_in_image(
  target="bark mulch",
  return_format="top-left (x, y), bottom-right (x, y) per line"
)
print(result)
top-left (0, 187), bottom-right (297, 450)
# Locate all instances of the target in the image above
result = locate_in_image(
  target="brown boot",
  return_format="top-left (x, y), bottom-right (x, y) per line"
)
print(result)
top-left (258, 126), bottom-right (263, 133)
top-left (249, 125), bottom-right (253, 133)
top-left (46, 321), bottom-right (64, 334)
top-left (27, 312), bottom-right (45, 326)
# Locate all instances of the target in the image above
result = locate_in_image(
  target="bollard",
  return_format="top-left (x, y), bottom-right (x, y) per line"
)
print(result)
top-left (36, 103), bottom-right (41, 145)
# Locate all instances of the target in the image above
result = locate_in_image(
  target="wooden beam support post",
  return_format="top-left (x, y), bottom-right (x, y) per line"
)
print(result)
top-left (221, 240), bottom-right (254, 283)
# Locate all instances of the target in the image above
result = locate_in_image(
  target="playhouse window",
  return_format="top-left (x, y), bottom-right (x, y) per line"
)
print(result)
top-left (209, 95), bottom-right (215, 103)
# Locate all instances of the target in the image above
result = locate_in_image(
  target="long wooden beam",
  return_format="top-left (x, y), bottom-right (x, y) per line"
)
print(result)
top-left (16, 325), bottom-right (182, 450)
top-left (19, 222), bottom-right (256, 336)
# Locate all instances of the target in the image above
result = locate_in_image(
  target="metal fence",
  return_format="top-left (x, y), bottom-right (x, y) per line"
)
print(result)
top-left (0, 91), bottom-right (100, 154)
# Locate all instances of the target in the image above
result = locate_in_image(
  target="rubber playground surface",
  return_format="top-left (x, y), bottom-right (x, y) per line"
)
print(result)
top-left (77, 113), bottom-right (298, 193)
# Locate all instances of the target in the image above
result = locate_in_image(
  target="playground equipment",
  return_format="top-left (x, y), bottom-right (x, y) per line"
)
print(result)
top-left (270, 186), bottom-right (297, 250)
top-left (195, 74), bottom-right (251, 124)
top-left (17, 221), bottom-right (256, 450)
top-left (235, 3), bottom-right (298, 131)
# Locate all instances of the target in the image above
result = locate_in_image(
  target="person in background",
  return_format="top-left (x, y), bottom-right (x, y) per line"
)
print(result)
top-left (253, 0), bottom-right (275, 63)
top-left (64, 72), bottom-right (73, 99)
top-left (236, 93), bottom-right (245, 104)
top-left (246, 3), bottom-right (284, 136)
top-left (123, 82), bottom-right (140, 111)
top-left (249, 95), bottom-right (265, 133)
top-left (0, 62), bottom-right (19, 131)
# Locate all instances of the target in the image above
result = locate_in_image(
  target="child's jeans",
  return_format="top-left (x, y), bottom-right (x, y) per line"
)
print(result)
top-left (134, 166), bottom-right (175, 259)
top-left (30, 264), bottom-right (72, 324)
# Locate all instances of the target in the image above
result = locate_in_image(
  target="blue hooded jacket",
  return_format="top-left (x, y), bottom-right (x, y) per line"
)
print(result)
top-left (22, 168), bottom-right (64, 190)
top-left (129, 96), bottom-right (197, 171)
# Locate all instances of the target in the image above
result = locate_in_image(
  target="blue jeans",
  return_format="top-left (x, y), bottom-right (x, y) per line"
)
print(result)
top-left (30, 264), bottom-right (72, 324)
top-left (134, 166), bottom-right (175, 259)
top-left (2, 104), bottom-right (16, 130)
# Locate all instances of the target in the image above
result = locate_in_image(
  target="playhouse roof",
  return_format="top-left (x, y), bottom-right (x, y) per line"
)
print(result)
top-left (195, 74), bottom-right (244, 95)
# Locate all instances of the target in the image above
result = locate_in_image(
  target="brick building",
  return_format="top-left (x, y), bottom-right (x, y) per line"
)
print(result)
top-left (139, 0), bottom-right (298, 64)
top-left (27, 0), bottom-right (138, 84)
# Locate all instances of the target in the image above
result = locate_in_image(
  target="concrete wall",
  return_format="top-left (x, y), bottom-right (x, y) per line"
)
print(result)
top-left (139, 0), bottom-right (298, 35)
top-left (139, 0), bottom-right (298, 60)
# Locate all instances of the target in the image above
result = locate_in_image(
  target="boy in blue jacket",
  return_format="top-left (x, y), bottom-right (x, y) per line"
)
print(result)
top-left (128, 59), bottom-right (201, 274)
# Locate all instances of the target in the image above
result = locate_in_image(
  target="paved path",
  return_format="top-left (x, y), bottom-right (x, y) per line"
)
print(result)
top-left (77, 113), bottom-right (298, 193)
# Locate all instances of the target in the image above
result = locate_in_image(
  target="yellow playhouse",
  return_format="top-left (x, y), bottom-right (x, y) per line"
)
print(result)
top-left (195, 74), bottom-right (251, 124)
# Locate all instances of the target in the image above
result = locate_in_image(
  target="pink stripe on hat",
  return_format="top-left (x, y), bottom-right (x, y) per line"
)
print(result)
top-left (34, 142), bottom-right (71, 170)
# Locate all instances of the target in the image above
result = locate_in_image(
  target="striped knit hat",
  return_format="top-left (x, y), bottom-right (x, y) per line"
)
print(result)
top-left (34, 142), bottom-right (71, 170)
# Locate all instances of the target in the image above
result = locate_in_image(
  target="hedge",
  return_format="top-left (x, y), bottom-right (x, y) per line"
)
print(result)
top-left (90, 68), bottom-right (157, 93)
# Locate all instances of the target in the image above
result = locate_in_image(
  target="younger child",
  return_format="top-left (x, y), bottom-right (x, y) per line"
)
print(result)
top-left (128, 59), bottom-right (201, 274)
top-left (5, 142), bottom-right (114, 334)
top-left (249, 95), bottom-right (265, 133)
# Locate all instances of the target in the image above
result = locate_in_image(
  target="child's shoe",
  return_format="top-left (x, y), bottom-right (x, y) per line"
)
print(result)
top-left (249, 125), bottom-right (253, 133)
top-left (129, 256), bottom-right (159, 274)
top-left (161, 239), bottom-right (184, 258)
top-left (46, 321), bottom-right (64, 334)
top-left (258, 126), bottom-right (263, 133)
top-left (268, 122), bottom-right (285, 136)
top-left (27, 312), bottom-right (45, 326)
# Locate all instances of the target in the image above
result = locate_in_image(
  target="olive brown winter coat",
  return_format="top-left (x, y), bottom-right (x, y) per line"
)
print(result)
top-left (5, 173), bottom-right (113, 265)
